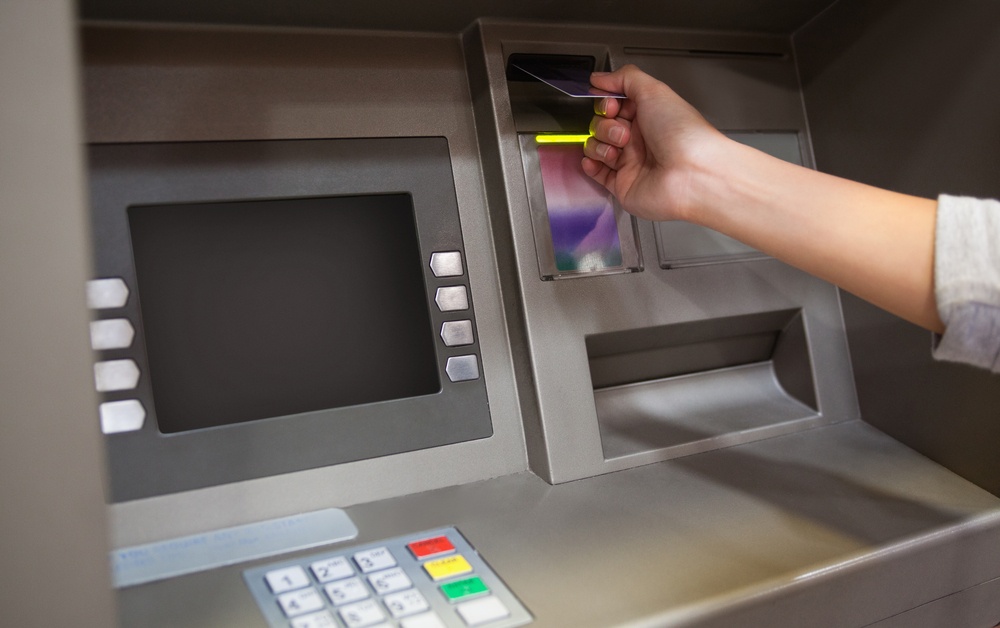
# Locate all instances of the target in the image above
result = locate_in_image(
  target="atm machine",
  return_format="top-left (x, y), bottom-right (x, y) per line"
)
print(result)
top-left (3, 1), bottom-right (1000, 627)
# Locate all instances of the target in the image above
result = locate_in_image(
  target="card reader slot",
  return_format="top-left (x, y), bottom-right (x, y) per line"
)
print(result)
top-left (587, 309), bottom-right (819, 460)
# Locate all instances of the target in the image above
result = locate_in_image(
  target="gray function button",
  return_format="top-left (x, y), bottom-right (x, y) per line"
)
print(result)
top-left (99, 399), bottom-right (146, 434)
top-left (86, 278), bottom-right (130, 309)
top-left (94, 359), bottom-right (141, 392)
top-left (440, 320), bottom-right (474, 347)
top-left (445, 355), bottom-right (480, 382)
top-left (434, 285), bottom-right (469, 311)
top-left (429, 251), bottom-right (464, 277)
top-left (89, 318), bottom-right (136, 350)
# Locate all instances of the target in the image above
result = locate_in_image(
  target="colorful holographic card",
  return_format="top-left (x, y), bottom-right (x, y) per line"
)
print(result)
top-left (536, 143), bottom-right (623, 272)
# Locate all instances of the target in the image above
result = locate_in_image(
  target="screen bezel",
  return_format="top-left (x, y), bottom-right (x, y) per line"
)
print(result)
top-left (88, 138), bottom-right (492, 502)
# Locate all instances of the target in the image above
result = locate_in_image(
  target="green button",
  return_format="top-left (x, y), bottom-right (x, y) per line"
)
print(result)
top-left (440, 576), bottom-right (489, 602)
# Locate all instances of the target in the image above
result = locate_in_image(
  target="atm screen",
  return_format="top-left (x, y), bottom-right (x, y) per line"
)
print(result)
top-left (128, 194), bottom-right (440, 434)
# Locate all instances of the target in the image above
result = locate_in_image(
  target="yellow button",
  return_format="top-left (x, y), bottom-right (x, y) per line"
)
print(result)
top-left (423, 554), bottom-right (473, 581)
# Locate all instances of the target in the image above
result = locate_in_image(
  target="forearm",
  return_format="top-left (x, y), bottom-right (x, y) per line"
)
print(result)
top-left (687, 138), bottom-right (943, 332)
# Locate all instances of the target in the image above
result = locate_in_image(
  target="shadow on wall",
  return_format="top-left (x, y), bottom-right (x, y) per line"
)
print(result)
top-left (794, 0), bottom-right (1000, 498)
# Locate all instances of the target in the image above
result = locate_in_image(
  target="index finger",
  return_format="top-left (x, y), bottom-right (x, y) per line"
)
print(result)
top-left (595, 96), bottom-right (622, 119)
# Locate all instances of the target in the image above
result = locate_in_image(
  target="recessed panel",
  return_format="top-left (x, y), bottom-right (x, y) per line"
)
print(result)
top-left (519, 135), bottom-right (641, 279)
top-left (88, 138), bottom-right (492, 501)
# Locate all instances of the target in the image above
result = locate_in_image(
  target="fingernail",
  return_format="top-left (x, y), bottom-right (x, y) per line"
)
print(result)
top-left (591, 71), bottom-right (610, 77)
top-left (595, 98), bottom-right (608, 116)
top-left (610, 126), bottom-right (625, 144)
top-left (597, 143), bottom-right (610, 158)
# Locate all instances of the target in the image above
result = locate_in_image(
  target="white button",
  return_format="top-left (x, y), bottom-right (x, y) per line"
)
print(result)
top-left (278, 588), bottom-right (325, 618)
top-left (86, 278), bottom-right (130, 309)
top-left (353, 547), bottom-right (396, 573)
top-left (94, 359), bottom-right (140, 392)
top-left (367, 567), bottom-right (411, 595)
top-left (291, 610), bottom-right (339, 628)
top-left (338, 599), bottom-right (386, 628)
top-left (445, 355), bottom-right (480, 382)
top-left (429, 252), bottom-right (464, 277)
top-left (456, 596), bottom-right (510, 626)
top-left (324, 577), bottom-right (369, 606)
top-left (434, 286), bottom-right (469, 311)
top-left (400, 613), bottom-right (447, 628)
top-left (265, 566), bottom-right (311, 594)
top-left (383, 589), bottom-right (430, 619)
top-left (99, 399), bottom-right (146, 434)
top-left (311, 556), bottom-right (353, 583)
top-left (89, 319), bottom-right (135, 350)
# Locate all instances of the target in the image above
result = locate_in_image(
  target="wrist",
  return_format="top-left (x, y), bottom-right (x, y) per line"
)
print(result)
top-left (669, 130), bottom-right (739, 226)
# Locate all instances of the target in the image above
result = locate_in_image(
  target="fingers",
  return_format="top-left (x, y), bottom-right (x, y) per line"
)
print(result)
top-left (586, 109), bottom-right (631, 172)
top-left (590, 67), bottom-right (631, 100)
top-left (590, 65), bottom-right (646, 121)
top-left (594, 95), bottom-right (621, 118)
top-left (589, 115), bottom-right (630, 148)
top-left (581, 156), bottom-right (617, 192)
top-left (583, 136), bottom-right (620, 169)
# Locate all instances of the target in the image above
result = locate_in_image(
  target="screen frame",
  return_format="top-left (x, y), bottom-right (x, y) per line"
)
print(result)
top-left (88, 138), bottom-right (492, 502)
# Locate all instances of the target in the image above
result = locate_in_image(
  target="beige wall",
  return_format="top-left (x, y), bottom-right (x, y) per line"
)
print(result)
top-left (0, 1), bottom-right (117, 625)
top-left (795, 0), bottom-right (1000, 495)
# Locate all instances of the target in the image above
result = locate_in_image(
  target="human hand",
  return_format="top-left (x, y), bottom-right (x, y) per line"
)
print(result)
top-left (582, 65), bottom-right (727, 223)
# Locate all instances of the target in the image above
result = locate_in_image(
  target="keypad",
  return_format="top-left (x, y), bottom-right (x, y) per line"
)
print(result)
top-left (244, 527), bottom-right (531, 628)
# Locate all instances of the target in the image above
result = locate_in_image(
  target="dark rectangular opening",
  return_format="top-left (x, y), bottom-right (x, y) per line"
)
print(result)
top-left (129, 194), bottom-right (440, 433)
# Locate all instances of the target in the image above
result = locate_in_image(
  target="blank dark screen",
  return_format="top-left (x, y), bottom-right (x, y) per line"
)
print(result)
top-left (128, 194), bottom-right (441, 433)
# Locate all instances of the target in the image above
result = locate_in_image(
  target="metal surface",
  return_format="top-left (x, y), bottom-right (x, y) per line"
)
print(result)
top-left (113, 508), bottom-right (357, 588)
top-left (430, 252), bottom-right (465, 278)
top-left (243, 527), bottom-right (531, 628)
top-left (79, 0), bottom-right (840, 35)
top-left (0, 2), bottom-right (118, 627)
top-left (5, 7), bottom-right (987, 628)
top-left (86, 277), bottom-right (130, 308)
top-left (471, 20), bottom-right (857, 484)
top-left (435, 286), bottom-right (470, 312)
top-left (440, 320), bottom-right (475, 347)
top-left (84, 22), bottom-right (528, 542)
top-left (117, 422), bottom-right (1000, 627)
top-left (445, 356), bottom-right (481, 383)
top-left (90, 138), bottom-right (493, 502)
top-left (655, 132), bottom-right (803, 268)
top-left (596, 362), bottom-right (818, 460)
top-left (99, 399), bottom-right (147, 434)
top-left (89, 318), bottom-right (135, 350)
top-left (93, 358), bottom-right (140, 392)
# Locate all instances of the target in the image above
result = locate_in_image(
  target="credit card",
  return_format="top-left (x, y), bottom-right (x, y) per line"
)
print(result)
top-left (513, 63), bottom-right (626, 99)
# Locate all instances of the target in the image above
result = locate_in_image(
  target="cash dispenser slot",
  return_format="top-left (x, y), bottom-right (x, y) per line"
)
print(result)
top-left (587, 309), bottom-right (819, 460)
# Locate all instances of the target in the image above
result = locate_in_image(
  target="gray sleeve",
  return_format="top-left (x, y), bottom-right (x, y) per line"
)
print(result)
top-left (931, 194), bottom-right (1000, 372)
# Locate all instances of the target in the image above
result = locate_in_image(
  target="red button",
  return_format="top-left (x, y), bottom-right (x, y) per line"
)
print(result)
top-left (407, 536), bottom-right (455, 559)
